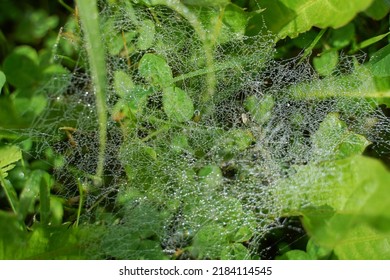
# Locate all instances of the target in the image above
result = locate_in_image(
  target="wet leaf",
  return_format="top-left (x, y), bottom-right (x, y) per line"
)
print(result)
top-left (163, 87), bottom-right (194, 122)
top-left (139, 53), bottom-right (173, 87)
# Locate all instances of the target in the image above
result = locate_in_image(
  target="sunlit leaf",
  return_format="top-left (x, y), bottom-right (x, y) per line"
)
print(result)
top-left (256, 0), bottom-right (373, 39)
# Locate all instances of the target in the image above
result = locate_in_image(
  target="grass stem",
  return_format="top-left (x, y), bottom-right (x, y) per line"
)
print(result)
top-left (76, 0), bottom-right (107, 186)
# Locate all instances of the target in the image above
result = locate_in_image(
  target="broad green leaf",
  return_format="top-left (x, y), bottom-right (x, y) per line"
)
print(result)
top-left (163, 87), bottom-right (194, 122)
top-left (198, 165), bottom-right (223, 188)
top-left (139, 53), bottom-right (173, 87)
top-left (0, 71), bottom-right (5, 92)
top-left (334, 225), bottom-right (390, 259)
top-left (365, 0), bottom-right (390, 19)
top-left (222, 4), bottom-right (248, 35)
top-left (14, 9), bottom-right (58, 43)
top-left (137, 19), bottom-right (155, 50)
top-left (369, 44), bottom-right (390, 77)
top-left (276, 156), bottom-right (389, 213)
top-left (311, 113), bottom-right (370, 161)
top-left (3, 46), bottom-right (41, 88)
top-left (295, 156), bottom-right (390, 259)
top-left (0, 145), bottom-right (22, 177)
top-left (257, 0), bottom-right (373, 39)
top-left (244, 95), bottom-right (274, 124)
top-left (13, 94), bottom-right (47, 118)
top-left (203, 4), bottom-right (250, 44)
top-left (114, 70), bottom-right (134, 97)
top-left (313, 50), bottom-right (339, 76)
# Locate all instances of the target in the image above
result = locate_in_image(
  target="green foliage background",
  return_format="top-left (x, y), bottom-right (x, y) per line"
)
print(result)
top-left (0, 0), bottom-right (390, 260)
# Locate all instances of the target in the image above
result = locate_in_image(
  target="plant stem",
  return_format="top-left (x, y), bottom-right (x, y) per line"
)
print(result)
top-left (298, 28), bottom-right (327, 64)
top-left (76, 0), bottom-right (107, 186)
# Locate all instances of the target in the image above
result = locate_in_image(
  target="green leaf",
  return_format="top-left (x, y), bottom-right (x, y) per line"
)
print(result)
top-left (218, 129), bottom-right (254, 156)
top-left (306, 238), bottom-right (333, 259)
top-left (0, 211), bottom-right (25, 259)
top-left (313, 50), bottom-right (339, 76)
top-left (18, 170), bottom-right (42, 221)
top-left (171, 134), bottom-right (191, 154)
top-left (297, 156), bottom-right (390, 259)
top-left (0, 71), bottom-right (5, 92)
top-left (369, 44), bottom-right (390, 77)
top-left (0, 147), bottom-right (21, 214)
top-left (355, 32), bottom-right (390, 51)
top-left (278, 250), bottom-right (313, 260)
top-left (365, 0), bottom-right (390, 20)
top-left (257, 0), bottom-right (373, 39)
top-left (14, 9), bottom-right (59, 43)
top-left (329, 23), bottom-right (355, 49)
top-left (106, 31), bottom-right (137, 56)
top-left (163, 87), bottom-right (194, 122)
top-left (0, 177), bottom-right (19, 215)
top-left (198, 165), bottom-right (223, 188)
top-left (3, 46), bottom-right (41, 88)
top-left (101, 201), bottom-right (166, 259)
top-left (233, 226), bottom-right (253, 242)
top-left (113, 70), bottom-right (134, 98)
top-left (137, 19), bottom-right (155, 50)
top-left (333, 225), bottom-right (390, 259)
top-left (0, 145), bottom-right (22, 177)
top-left (311, 113), bottom-right (370, 161)
top-left (244, 95), bottom-right (275, 124)
top-left (181, 0), bottom-right (230, 6)
top-left (192, 223), bottom-right (227, 259)
top-left (49, 196), bottom-right (64, 226)
top-left (14, 170), bottom-right (53, 227)
top-left (0, 146), bottom-right (23, 215)
top-left (13, 93), bottom-right (47, 118)
top-left (222, 4), bottom-right (248, 35)
top-left (139, 53), bottom-right (173, 87)
top-left (221, 243), bottom-right (250, 260)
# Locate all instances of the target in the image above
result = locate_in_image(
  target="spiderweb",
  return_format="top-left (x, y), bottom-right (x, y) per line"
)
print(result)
top-left (26, 1), bottom-right (390, 259)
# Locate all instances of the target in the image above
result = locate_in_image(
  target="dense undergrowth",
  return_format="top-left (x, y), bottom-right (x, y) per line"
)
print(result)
top-left (0, 0), bottom-right (390, 260)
